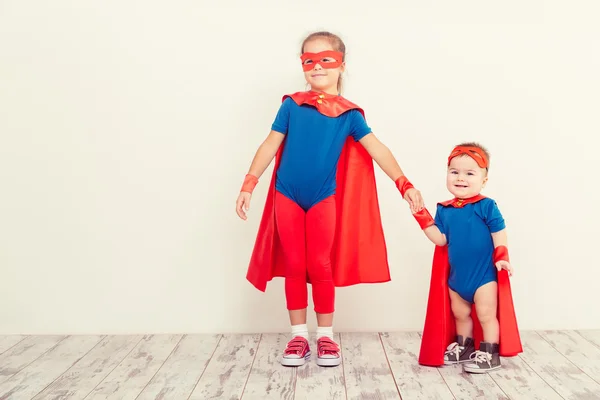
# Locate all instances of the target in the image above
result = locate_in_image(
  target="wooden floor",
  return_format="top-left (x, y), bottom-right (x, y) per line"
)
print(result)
top-left (0, 330), bottom-right (599, 399)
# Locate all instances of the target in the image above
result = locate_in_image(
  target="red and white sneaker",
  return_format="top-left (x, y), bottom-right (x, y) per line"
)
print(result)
top-left (316, 336), bottom-right (342, 367)
top-left (280, 336), bottom-right (311, 367)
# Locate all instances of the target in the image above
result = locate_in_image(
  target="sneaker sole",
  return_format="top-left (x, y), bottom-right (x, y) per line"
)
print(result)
top-left (316, 356), bottom-right (342, 367)
top-left (443, 359), bottom-right (470, 365)
top-left (463, 364), bottom-right (502, 373)
top-left (281, 351), bottom-right (311, 367)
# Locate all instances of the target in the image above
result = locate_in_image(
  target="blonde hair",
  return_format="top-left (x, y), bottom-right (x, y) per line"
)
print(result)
top-left (301, 31), bottom-right (346, 93)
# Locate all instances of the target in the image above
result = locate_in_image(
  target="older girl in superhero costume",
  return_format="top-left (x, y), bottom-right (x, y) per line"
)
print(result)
top-left (235, 31), bottom-right (424, 367)
top-left (411, 142), bottom-right (522, 373)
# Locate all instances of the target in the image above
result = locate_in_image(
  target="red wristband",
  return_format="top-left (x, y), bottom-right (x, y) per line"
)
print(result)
top-left (413, 207), bottom-right (435, 230)
top-left (493, 245), bottom-right (509, 263)
top-left (395, 175), bottom-right (415, 197)
top-left (241, 174), bottom-right (258, 193)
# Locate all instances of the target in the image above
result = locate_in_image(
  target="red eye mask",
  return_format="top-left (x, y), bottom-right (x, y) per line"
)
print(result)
top-left (300, 51), bottom-right (344, 71)
top-left (448, 146), bottom-right (489, 168)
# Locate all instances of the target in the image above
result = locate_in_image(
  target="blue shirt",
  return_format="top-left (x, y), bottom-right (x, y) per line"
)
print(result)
top-left (434, 198), bottom-right (506, 301)
top-left (271, 97), bottom-right (372, 211)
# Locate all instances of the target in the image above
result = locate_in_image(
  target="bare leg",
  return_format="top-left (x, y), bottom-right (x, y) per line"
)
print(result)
top-left (449, 288), bottom-right (473, 338)
top-left (289, 309), bottom-right (307, 326)
top-left (316, 312), bottom-right (333, 327)
top-left (463, 281), bottom-right (501, 373)
top-left (474, 281), bottom-right (499, 343)
top-left (443, 289), bottom-right (476, 364)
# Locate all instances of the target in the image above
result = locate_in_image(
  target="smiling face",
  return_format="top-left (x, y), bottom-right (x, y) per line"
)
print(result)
top-left (301, 37), bottom-right (345, 95)
top-left (446, 155), bottom-right (488, 199)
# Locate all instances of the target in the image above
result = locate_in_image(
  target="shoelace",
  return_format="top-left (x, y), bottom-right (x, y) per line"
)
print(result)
top-left (469, 350), bottom-right (492, 366)
top-left (284, 337), bottom-right (306, 356)
top-left (318, 338), bottom-right (340, 356)
top-left (444, 341), bottom-right (463, 360)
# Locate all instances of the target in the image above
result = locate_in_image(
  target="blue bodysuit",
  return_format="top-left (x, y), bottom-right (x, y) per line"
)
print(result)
top-left (271, 97), bottom-right (372, 211)
top-left (434, 197), bottom-right (506, 303)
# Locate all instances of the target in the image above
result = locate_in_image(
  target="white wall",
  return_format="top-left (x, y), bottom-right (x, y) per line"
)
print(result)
top-left (1, 0), bottom-right (599, 334)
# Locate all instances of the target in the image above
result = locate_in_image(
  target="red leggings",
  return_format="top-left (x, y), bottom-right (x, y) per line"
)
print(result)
top-left (275, 191), bottom-right (336, 314)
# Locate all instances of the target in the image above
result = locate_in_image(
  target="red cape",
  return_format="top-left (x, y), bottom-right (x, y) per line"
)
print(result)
top-left (246, 91), bottom-right (391, 291)
top-left (418, 195), bottom-right (522, 366)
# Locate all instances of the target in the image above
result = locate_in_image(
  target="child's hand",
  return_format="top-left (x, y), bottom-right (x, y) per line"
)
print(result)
top-left (236, 192), bottom-right (252, 220)
top-left (495, 260), bottom-right (514, 276)
top-left (404, 188), bottom-right (424, 214)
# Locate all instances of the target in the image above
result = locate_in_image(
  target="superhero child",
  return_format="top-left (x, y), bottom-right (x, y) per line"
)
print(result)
top-left (236, 31), bottom-right (423, 367)
top-left (411, 142), bottom-right (522, 373)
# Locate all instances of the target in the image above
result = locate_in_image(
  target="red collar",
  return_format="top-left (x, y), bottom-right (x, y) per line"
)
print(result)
top-left (282, 91), bottom-right (364, 118)
top-left (438, 194), bottom-right (486, 208)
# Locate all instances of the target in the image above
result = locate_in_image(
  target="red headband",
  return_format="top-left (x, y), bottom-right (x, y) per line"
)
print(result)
top-left (448, 146), bottom-right (489, 168)
top-left (300, 51), bottom-right (344, 71)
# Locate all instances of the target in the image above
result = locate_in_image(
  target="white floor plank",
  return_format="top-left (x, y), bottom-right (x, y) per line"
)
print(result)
top-left (438, 362), bottom-right (509, 400)
top-left (576, 329), bottom-right (600, 350)
top-left (0, 336), bottom-right (27, 355)
top-left (32, 334), bottom-right (144, 400)
top-left (380, 332), bottom-right (454, 400)
top-left (84, 334), bottom-right (182, 400)
top-left (519, 331), bottom-right (600, 400)
top-left (240, 333), bottom-right (296, 400)
top-left (0, 335), bottom-right (104, 400)
top-left (135, 334), bottom-right (221, 400)
top-left (341, 332), bottom-right (401, 399)
top-left (0, 336), bottom-right (66, 384)
top-left (0, 330), bottom-right (597, 399)
top-left (487, 354), bottom-right (563, 400)
top-left (188, 333), bottom-right (260, 400)
top-left (294, 333), bottom-right (345, 400)
top-left (539, 330), bottom-right (600, 385)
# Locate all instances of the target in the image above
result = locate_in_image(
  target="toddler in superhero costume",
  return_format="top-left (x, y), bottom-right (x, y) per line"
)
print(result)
top-left (411, 142), bottom-right (522, 373)
top-left (236, 31), bottom-right (424, 367)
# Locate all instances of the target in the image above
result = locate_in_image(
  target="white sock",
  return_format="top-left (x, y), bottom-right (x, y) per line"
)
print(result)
top-left (291, 324), bottom-right (309, 340)
top-left (316, 326), bottom-right (334, 340)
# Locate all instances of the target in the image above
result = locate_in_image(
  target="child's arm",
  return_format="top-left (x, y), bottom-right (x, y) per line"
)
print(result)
top-left (359, 130), bottom-right (447, 246)
top-left (245, 130), bottom-right (285, 182)
top-left (236, 130), bottom-right (285, 220)
top-left (358, 133), bottom-right (423, 213)
top-left (491, 229), bottom-right (508, 248)
top-left (491, 228), bottom-right (513, 275)
top-left (486, 200), bottom-right (513, 275)
top-left (424, 225), bottom-right (447, 246)
top-left (413, 208), bottom-right (447, 246)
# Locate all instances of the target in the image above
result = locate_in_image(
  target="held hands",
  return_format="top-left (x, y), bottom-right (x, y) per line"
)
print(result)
top-left (404, 188), bottom-right (424, 214)
top-left (395, 176), bottom-right (424, 214)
